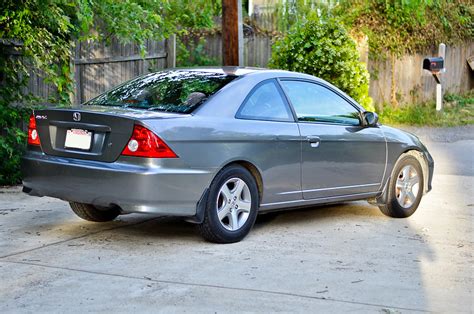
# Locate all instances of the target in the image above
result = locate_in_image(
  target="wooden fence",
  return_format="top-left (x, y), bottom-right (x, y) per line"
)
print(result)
top-left (198, 33), bottom-right (473, 105)
top-left (20, 36), bottom-right (175, 105)
top-left (73, 36), bottom-right (175, 104)
top-left (7, 28), bottom-right (473, 107)
top-left (368, 42), bottom-right (474, 105)
top-left (202, 33), bottom-right (273, 67)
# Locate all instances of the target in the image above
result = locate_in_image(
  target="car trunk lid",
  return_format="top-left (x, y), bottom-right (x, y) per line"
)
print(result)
top-left (33, 107), bottom-right (185, 162)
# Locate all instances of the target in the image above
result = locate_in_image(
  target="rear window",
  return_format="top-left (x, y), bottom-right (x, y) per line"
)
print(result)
top-left (85, 70), bottom-right (237, 113)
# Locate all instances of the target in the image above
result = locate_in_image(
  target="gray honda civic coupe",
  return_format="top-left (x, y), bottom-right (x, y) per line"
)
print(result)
top-left (22, 67), bottom-right (434, 243)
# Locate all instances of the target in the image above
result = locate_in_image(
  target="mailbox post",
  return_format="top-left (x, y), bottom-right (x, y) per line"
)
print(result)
top-left (423, 43), bottom-right (446, 111)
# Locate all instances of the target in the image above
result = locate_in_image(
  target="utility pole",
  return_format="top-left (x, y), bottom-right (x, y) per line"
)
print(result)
top-left (222, 0), bottom-right (243, 66)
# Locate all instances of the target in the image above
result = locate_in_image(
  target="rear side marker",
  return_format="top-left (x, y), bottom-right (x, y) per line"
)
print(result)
top-left (121, 124), bottom-right (177, 158)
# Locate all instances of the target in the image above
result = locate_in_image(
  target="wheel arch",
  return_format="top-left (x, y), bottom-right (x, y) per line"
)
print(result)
top-left (187, 159), bottom-right (264, 225)
top-left (375, 148), bottom-right (430, 206)
top-left (225, 160), bottom-right (264, 203)
top-left (400, 149), bottom-right (430, 195)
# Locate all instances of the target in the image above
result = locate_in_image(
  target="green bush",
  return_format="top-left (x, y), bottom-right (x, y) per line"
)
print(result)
top-left (0, 57), bottom-right (32, 185)
top-left (268, 16), bottom-right (374, 111)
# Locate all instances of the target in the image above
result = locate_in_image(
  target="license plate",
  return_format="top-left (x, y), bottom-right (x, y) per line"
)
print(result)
top-left (65, 128), bottom-right (92, 150)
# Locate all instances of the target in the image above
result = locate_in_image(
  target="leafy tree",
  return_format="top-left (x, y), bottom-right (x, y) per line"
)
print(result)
top-left (269, 16), bottom-right (373, 111)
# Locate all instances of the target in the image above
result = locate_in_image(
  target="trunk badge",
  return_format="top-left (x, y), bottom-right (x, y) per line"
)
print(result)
top-left (73, 112), bottom-right (81, 122)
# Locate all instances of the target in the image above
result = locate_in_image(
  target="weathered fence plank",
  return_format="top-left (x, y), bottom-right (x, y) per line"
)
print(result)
top-left (73, 36), bottom-right (174, 104)
top-left (201, 33), bottom-right (273, 67)
top-left (369, 42), bottom-right (474, 105)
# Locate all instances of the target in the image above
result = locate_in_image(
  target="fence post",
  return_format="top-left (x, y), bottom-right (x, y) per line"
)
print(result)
top-left (166, 34), bottom-right (176, 69)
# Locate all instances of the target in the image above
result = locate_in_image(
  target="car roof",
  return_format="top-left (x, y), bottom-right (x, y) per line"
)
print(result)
top-left (166, 66), bottom-right (309, 78)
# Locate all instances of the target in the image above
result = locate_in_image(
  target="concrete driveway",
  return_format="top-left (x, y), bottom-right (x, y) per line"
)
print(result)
top-left (1, 126), bottom-right (473, 313)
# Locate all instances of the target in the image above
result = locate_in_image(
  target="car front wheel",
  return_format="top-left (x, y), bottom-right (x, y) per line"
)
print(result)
top-left (379, 155), bottom-right (424, 218)
top-left (198, 165), bottom-right (259, 243)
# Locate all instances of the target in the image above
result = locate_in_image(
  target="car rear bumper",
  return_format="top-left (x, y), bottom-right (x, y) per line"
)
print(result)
top-left (21, 151), bottom-right (215, 216)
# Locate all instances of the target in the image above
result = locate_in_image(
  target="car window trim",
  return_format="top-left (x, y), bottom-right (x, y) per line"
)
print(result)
top-left (235, 78), bottom-right (297, 123)
top-left (276, 77), bottom-right (365, 127)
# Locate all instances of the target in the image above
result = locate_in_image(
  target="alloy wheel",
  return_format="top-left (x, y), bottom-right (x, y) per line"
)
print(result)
top-left (395, 165), bottom-right (420, 208)
top-left (216, 178), bottom-right (252, 231)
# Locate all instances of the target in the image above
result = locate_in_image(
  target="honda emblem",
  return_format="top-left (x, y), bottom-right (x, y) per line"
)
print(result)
top-left (73, 112), bottom-right (81, 122)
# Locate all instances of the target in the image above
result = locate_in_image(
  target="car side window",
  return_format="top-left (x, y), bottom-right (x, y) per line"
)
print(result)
top-left (237, 80), bottom-right (293, 122)
top-left (280, 80), bottom-right (361, 126)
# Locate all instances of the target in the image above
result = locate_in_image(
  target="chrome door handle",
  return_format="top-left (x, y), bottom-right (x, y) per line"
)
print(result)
top-left (306, 136), bottom-right (321, 148)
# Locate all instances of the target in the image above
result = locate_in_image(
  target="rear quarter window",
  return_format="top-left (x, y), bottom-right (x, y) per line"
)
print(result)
top-left (236, 80), bottom-right (293, 122)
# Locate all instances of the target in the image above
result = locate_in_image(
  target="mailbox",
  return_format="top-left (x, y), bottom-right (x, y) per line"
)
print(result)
top-left (423, 57), bottom-right (444, 73)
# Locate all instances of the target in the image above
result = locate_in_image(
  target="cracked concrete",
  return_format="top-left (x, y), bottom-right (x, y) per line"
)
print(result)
top-left (0, 128), bottom-right (473, 313)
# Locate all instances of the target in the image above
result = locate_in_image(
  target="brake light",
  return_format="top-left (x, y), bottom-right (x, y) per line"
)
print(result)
top-left (121, 124), bottom-right (177, 158)
top-left (27, 114), bottom-right (41, 146)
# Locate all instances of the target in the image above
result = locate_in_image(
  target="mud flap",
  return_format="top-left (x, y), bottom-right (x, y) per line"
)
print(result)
top-left (185, 188), bottom-right (209, 224)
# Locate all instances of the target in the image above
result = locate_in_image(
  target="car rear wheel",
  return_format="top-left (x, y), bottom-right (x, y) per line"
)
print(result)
top-left (197, 165), bottom-right (259, 243)
top-left (69, 202), bottom-right (120, 222)
top-left (378, 155), bottom-right (424, 218)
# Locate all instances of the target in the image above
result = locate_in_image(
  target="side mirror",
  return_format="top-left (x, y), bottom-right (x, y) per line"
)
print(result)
top-left (363, 111), bottom-right (379, 127)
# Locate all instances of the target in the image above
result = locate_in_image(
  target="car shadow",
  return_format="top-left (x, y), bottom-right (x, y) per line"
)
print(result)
top-left (254, 201), bottom-right (383, 229)
top-left (105, 201), bottom-right (385, 241)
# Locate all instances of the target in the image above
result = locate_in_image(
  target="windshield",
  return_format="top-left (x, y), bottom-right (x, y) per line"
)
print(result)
top-left (85, 70), bottom-right (237, 113)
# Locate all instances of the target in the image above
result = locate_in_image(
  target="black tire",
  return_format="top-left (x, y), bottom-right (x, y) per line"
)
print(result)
top-left (69, 202), bottom-right (120, 222)
top-left (378, 155), bottom-right (424, 218)
top-left (197, 165), bottom-right (259, 243)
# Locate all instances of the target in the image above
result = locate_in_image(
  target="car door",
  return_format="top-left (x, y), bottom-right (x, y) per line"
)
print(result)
top-left (235, 79), bottom-right (302, 204)
top-left (279, 79), bottom-right (386, 200)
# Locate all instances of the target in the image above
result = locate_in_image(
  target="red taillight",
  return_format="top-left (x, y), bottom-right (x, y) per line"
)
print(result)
top-left (121, 124), bottom-right (177, 158)
top-left (27, 114), bottom-right (41, 146)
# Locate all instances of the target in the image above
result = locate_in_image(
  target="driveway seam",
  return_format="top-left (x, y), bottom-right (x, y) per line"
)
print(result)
top-left (0, 217), bottom-right (161, 259)
top-left (0, 259), bottom-right (429, 313)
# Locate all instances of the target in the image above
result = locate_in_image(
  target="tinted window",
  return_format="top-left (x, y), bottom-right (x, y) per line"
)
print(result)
top-left (281, 81), bottom-right (361, 125)
top-left (85, 70), bottom-right (236, 113)
top-left (237, 80), bottom-right (293, 121)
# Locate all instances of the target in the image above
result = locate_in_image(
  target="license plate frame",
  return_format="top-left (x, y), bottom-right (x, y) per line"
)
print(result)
top-left (64, 128), bottom-right (93, 150)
